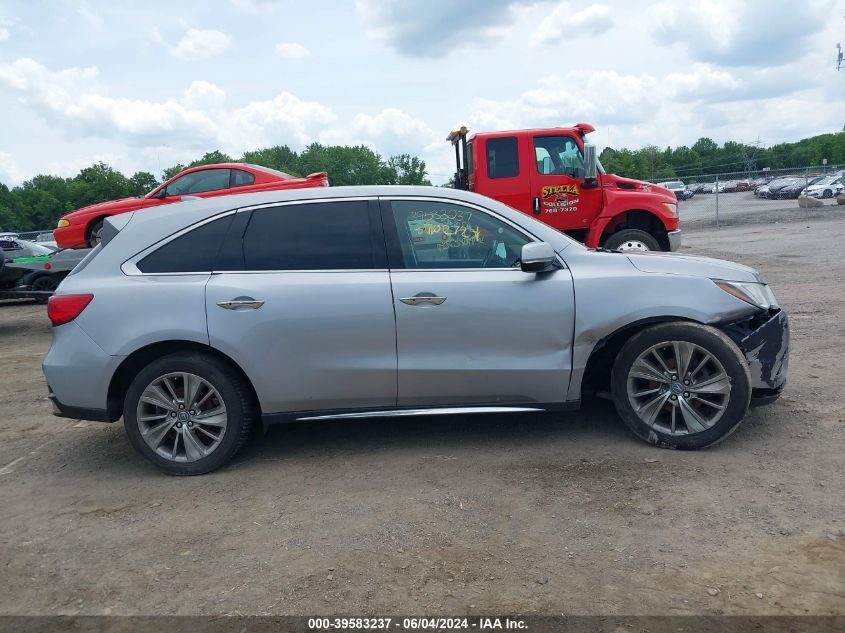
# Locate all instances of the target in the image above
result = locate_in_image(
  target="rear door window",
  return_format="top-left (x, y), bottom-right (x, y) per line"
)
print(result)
top-left (242, 201), bottom-right (382, 271)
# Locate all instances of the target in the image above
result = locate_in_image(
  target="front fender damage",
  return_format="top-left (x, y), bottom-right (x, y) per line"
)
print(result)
top-left (722, 309), bottom-right (789, 406)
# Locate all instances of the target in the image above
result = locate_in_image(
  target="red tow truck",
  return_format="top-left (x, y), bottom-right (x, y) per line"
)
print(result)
top-left (448, 123), bottom-right (681, 251)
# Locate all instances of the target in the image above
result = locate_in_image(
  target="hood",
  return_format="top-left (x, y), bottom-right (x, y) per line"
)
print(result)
top-left (65, 196), bottom-right (147, 218)
top-left (626, 252), bottom-right (763, 283)
top-left (602, 174), bottom-right (676, 202)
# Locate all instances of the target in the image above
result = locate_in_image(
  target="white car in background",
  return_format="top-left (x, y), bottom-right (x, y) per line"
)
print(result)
top-left (802, 176), bottom-right (843, 199)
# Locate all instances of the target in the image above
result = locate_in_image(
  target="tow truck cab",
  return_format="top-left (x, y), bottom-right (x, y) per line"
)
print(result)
top-left (448, 123), bottom-right (681, 252)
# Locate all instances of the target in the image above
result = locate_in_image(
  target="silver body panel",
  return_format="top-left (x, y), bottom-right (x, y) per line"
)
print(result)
top-left (206, 270), bottom-right (397, 412)
top-left (390, 268), bottom-right (575, 406)
top-left (43, 185), bottom-right (776, 420)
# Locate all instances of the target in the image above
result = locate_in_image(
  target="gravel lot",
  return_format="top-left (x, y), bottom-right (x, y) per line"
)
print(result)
top-left (0, 209), bottom-right (843, 616)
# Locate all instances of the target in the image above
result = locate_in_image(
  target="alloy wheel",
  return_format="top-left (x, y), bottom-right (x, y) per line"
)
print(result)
top-left (136, 372), bottom-right (228, 462)
top-left (626, 341), bottom-right (731, 436)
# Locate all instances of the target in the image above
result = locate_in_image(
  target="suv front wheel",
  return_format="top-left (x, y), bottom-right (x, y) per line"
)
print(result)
top-left (610, 322), bottom-right (751, 449)
top-left (123, 352), bottom-right (254, 475)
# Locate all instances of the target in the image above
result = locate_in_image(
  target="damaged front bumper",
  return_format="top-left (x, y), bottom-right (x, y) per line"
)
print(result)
top-left (724, 309), bottom-right (790, 406)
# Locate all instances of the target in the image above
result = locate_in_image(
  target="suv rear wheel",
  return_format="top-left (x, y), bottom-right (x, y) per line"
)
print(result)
top-left (123, 352), bottom-right (254, 475)
top-left (610, 322), bottom-right (751, 449)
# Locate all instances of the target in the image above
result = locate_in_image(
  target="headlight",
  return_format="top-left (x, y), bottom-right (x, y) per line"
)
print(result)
top-left (57, 219), bottom-right (70, 228)
top-left (713, 280), bottom-right (778, 310)
top-left (663, 202), bottom-right (678, 216)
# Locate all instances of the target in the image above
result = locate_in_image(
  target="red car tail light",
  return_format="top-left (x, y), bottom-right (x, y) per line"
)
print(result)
top-left (47, 294), bottom-right (94, 327)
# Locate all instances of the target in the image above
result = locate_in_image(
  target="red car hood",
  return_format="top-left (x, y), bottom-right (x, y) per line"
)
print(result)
top-left (66, 196), bottom-right (154, 220)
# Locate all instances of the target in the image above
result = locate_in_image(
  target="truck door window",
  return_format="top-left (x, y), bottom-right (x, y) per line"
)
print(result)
top-left (387, 200), bottom-right (530, 269)
top-left (534, 136), bottom-right (584, 178)
top-left (486, 137), bottom-right (519, 179)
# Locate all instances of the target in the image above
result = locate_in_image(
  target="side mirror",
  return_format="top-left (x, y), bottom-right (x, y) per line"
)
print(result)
top-left (583, 143), bottom-right (598, 188)
top-left (520, 242), bottom-right (557, 273)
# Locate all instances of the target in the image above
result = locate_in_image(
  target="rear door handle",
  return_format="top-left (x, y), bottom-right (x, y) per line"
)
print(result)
top-left (217, 297), bottom-right (264, 310)
top-left (400, 293), bottom-right (446, 306)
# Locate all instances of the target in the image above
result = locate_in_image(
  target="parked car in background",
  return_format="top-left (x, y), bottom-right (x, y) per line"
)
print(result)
top-left (803, 176), bottom-right (843, 199)
top-left (0, 237), bottom-right (55, 289)
top-left (721, 180), bottom-right (738, 193)
top-left (774, 176), bottom-right (824, 200)
top-left (755, 184), bottom-right (770, 198)
top-left (44, 185), bottom-right (789, 474)
top-left (688, 183), bottom-right (707, 194)
top-left (761, 177), bottom-right (798, 198)
top-left (657, 180), bottom-right (694, 200)
top-left (54, 163), bottom-right (330, 249)
top-left (34, 232), bottom-right (58, 249)
top-left (734, 180), bottom-right (754, 192)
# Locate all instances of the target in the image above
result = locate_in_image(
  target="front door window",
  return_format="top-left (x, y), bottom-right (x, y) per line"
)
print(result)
top-left (388, 200), bottom-right (530, 269)
top-left (165, 169), bottom-right (231, 196)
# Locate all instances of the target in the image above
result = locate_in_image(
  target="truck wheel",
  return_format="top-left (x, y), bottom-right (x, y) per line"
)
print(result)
top-left (604, 229), bottom-right (661, 252)
top-left (610, 322), bottom-right (751, 450)
top-left (87, 218), bottom-right (105, 248)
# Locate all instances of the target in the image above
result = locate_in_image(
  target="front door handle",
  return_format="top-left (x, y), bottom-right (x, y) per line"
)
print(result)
top-left (400, 293), bottom-right (446, 306)
top-left (217, 296), bottom-right (264, 310)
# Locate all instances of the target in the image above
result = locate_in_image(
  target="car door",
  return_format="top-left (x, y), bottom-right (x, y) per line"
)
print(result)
top-left (382, 197), bottom-right (576, 407)
top-left (529, 134), bottom-right (602, 231)
top-left (206, 198), bottom-right (397, 415)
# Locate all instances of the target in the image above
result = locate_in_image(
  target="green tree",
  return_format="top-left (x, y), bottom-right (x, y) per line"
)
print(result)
top-left (128, 171), bottom-right (159, 196)
top-left (242, 145), bottom-right (300, 175)
top-left (387, 154), bottom-right (431, 185)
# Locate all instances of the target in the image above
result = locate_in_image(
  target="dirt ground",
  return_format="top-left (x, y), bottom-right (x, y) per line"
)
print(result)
top-left (0, 210), bottom-right (843, 617)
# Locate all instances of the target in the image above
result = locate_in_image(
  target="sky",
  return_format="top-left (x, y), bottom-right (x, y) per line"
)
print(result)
top-left (0, 0), bottom-right (843, 187)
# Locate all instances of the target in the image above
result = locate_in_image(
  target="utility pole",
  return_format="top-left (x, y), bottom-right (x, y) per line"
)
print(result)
top-left (837, 43), bottom-right (843, 71)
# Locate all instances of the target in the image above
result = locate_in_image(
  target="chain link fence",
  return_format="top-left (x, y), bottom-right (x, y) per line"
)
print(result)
top-left (664, 164), bottom-right (845, 227)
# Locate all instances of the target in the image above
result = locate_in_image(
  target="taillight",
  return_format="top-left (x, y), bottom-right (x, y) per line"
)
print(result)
top-left (47, 294), bottom-right (94, 327)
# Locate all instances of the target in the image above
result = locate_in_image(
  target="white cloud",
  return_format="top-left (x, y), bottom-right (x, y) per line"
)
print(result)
top-left (229, 92), bottom-right (336, 147)
top-left (649, 0), bottom-right (834, 66)
top-left (535, 3), bottom-right (613, 44)
top-left (356, 0), bottom-right (527, 57)
top-left (169, 28), bottom-right (231, 61)
top-left (275, 42), bottom-right (310, 59)
top-left (183, 79), bottom-right (226, 111)
top-left (0, 151), bottom-right (24, 185)
top-left (229, 0), bottom-right (279, 12)
top-left (0, 26), bottom-right (9, 42)
top-left (0, 58), bottom-right (335, 153)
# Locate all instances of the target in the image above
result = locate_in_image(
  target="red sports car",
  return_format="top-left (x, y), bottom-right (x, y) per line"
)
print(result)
top-left (55, 163), bottom-right (329, 249)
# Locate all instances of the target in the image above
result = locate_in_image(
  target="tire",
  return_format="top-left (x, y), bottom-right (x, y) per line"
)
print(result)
top-left (822, 189), bottom-right (832, 199)
top-left (30, 274), bottom-right (59, 304)
top-left (87, 218), bottom-right (105, 248)
top-left (123, 352), bottom-right (255, 475)
top-left (604, 229), bottom-right (661, 252)
top-left (610, 322), bottom-right (751, 450)
top-left (31, 274), bottom-right (59, 292)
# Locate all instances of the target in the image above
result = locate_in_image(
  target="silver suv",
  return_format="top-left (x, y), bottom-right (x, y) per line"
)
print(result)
top-left (43, 186), bottom-right (789, 475)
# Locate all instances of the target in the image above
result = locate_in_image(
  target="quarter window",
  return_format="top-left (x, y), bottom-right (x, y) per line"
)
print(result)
top-left (231, 169), bottom-right (255, 187)
top-left (242, 201), bottom-right (377, 271)
top-left (388, 200), bottom-right (530, 269)
top-left (165, 169), bottom-right (231, 196)
top-left (137, 214), bottom-right (234, 273)
top-left (534, 136), bottom-right (584, 178)
top-left (486, 137), bottom-right (519, 179)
